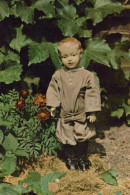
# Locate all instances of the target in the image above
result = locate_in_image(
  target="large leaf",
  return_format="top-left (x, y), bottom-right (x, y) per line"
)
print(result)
top-left (3, 133), bottom-right (19, 152)
top-left (19, 171), bottom-right (41, 192)
top-left (0, 61), bottom-right (22, 84)
top-left (28, 42), bottom-right (49, 65)
top-left (47, 43), bottom-right (62, 70)
top-left (0, 0), bottom-right (9, 21)
top-left (16, 2), bottom-right (34, 23)
top-left (99, 169), bottom-right (118, 186)
top-left (0, 183), bottom-right (27, 195)
top-left (80, 38), bottom-right (111, 68)
top-left (58, 19), bottom-right (79, 37)
top-left (40, 172), bottom-right (66, 194)
top-left (57, 5), bottom-right (76, 19)
top-left (86, 0), bottom-right (123, 25)
top-left (0, 154), bottom-right (17, 176)
top-left (10, 25), bottom-right (31, 52)
top-left (57, 5), bottom-right (79, 36)
top-left (34, 0), bottom-right (55, 18)
top-left (108, 40), bottom-right (130, 69)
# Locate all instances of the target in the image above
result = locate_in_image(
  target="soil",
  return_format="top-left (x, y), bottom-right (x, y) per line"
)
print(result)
top-left (4, 123), bottom-right (130, 195)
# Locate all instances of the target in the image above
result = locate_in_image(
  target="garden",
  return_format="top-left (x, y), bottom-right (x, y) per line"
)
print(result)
top-left (0, 0), bottom-right (130, 194)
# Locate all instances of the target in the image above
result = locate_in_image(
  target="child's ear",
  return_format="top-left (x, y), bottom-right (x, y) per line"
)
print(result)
top-left (80, 53), bottom-right (83, 59)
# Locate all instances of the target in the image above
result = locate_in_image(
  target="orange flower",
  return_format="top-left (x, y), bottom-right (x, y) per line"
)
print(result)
top-left (15, 99), bottom-right (26, 109)
top-left (19, 89), bottom-right (29, 99)
top-left (48, 182), bottom-right (59, 192)
top-left (33, 94), bottom-right (46, 107)
top-left (37, 109), bottom-right (50, 122)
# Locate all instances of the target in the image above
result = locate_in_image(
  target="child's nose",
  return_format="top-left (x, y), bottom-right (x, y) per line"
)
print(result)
top-left (68, 56), bottom-right (72, 61)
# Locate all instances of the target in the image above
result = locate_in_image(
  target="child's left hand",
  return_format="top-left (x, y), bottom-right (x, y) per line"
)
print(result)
top-left (87, 112), bottom-right (97, 123)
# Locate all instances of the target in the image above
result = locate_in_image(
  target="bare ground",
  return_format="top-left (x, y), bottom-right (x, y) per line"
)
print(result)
top-left (4, 123), bottom-right (130, 195)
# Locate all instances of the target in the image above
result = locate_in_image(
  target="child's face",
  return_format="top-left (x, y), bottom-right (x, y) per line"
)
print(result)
top-left (59, 42), bottom-right (82, 69)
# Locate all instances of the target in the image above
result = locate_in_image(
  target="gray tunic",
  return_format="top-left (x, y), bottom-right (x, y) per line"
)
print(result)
top-left (46, 67), bottom-right (101, 145)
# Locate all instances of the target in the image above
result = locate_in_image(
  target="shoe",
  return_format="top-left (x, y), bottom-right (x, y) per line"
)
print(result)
top-left (66, 157), bottom-right (78, 170)
top-left (78, 156), bottom-right (91, 171)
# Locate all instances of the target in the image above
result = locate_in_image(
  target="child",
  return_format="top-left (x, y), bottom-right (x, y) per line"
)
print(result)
top-left (46, 37), bottom-right (101, 170)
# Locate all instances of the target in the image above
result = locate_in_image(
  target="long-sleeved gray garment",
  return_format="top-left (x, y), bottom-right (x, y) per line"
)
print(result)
top-left (46, 67), bottom-right (101, 145)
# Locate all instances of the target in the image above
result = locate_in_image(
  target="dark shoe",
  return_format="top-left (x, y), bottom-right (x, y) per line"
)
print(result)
top-left (66, 157), bottom-right (78, 170)
top-left (78, 156), bottom-right (91, 171)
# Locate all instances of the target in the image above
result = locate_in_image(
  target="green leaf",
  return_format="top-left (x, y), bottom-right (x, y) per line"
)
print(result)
top-left (0, 130), bottom-right (4, 144)
top-left (40, 172), bottom-right (66, 194)
top-left (115, 191), bottom-right (122, 195)
top-left (0, 61), bottom-right (22, 84)
top-left (86, 0), bottom-right (123, 25)
top-left (4, 51), bottom-right (20, 64)
top-left (47, 43), bottom-right (62, 70)
top-left (99, 169), bottom-right (118, 186)
top-left (16, 2), bottom-right (34, 23)
top-left (78, 28), bottom-right (92, 38)
top-left (58, 19), bottom-right (79, 37)
top-left (28, 42), bottom-right (49, 65)
top-left (57, 0), bottom-right (69, 6)
top-left (111, 108), bottom-right (124, 119)
top-left (10, 25), bottom-right (31, 52)
top-left (81, 39), bottom-right (111, 68)
top-left (57, 5), bottom-right (76, 19)
top-left (19, 171), bottom-right (41, 191)
top-left (14, 149), bottom-right (29, 158)
top-left (34, 0), bottom-right (55, 18)
top-left (0, 183), bottom-right (27, 195)
top-left (3, 133), bottom-right (19, 152)
top-left (0, 0), bottom-right (9, 21)
top-left (123, 104), bottom-right (130, 116)
top-left (0, 52), bottom-right (5, 64)
top-left (1, 154), bottom-right (17, 175)
top-left (108, 169), bottom-right (118, 178)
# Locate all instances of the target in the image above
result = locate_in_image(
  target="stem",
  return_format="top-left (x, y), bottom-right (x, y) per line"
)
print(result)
top-left (123, 5), bottom-right (130, 9)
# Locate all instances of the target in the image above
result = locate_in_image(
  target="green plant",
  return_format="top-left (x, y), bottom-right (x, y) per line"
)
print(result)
top-left (0, 171), bottom-right (66, 195)
top-left (0, 132), bottom-right (28, 177)
top-left (98, 169), bottom-right (118, 186)
top-left (0, 90), bottom-right (61, 161)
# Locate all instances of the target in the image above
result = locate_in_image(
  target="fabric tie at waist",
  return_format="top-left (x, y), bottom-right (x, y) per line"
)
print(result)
top-left (60, 109), bottom-right (86, 123)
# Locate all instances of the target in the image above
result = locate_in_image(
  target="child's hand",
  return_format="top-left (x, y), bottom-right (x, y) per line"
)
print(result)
top-left (51, 107), bottom-right (56, 117)
top-left (87, 113), bottom-right (97, 123)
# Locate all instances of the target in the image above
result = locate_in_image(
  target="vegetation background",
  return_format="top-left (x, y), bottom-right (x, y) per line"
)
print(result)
top-left (0, 0), bottom-right (130, 194)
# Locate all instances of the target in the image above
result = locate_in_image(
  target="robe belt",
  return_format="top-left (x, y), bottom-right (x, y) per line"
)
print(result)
top-left (60, 109), bottom-right (86, 123)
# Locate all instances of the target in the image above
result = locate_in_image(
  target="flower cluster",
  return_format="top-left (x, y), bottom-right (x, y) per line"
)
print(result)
top-left (15, 90), bottom-right (50, 122)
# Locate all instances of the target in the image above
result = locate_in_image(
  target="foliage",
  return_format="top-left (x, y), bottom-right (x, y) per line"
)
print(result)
top-left (0, 0), bottom-right (129, 126)
top-left (0, 132), bottom-right (28, 177)
top-left (0, 171), bottom-right (66, 195)
top-left (98, 169), bottom-right (118, 186)
top-left (0, 90), bottom-right (61, 176)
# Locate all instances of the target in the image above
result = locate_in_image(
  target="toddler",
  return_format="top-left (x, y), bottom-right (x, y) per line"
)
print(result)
top-left (46, 37), bottom-right (101, 170)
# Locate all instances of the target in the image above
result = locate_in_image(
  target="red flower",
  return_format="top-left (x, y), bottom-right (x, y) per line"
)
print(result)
top-left (15, 99), bottom-right (26, 109)
top-left (37, 109), bottom-right (50, 122)
top-left (19, 89), bottom-right (29, 99)
top-left (33, 94), bottom-right (46, 107)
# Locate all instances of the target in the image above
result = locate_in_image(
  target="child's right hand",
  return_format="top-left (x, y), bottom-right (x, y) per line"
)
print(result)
top-left (51, 107), bottom-right (56, 117)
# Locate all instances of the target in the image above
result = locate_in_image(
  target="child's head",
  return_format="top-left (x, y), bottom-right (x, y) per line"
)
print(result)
top-left (58, 37), bottom-right (83, 69)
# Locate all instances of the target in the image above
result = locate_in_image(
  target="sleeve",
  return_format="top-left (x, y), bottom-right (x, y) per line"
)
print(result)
top-left (85, 72), bottom-right (101, 112)
top-left (46, 72), bottom-right (61, 108)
